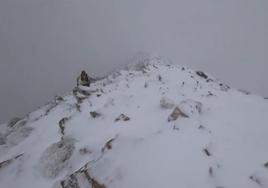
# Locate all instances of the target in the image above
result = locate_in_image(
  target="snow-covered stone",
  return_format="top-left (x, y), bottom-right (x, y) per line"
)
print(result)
top-left (160, 97), bottom-right (175, 109)
top-left (39, 136), bottom-right (75, 178)
top-left (220, 84), bottom-right (230, 91)
top-left (168, 99), bottom-right (202, 121)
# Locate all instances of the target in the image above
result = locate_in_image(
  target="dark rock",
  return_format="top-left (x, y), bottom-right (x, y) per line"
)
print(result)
top-left (196, 71), bottom-right (208, 79)
top-left (114, 114), bottom-right (130, 122)
top-left (90, 111), bottom-right (101, 118)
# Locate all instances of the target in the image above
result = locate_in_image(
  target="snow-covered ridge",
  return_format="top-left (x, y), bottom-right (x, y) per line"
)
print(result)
top-left (124, 52), bottom-right (173, 71)
top-left (1, 54), bottom-right (268, 188)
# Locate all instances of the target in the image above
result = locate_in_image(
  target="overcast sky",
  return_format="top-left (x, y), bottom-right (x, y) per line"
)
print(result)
top-left (0, 0), bottom-right (267, 123)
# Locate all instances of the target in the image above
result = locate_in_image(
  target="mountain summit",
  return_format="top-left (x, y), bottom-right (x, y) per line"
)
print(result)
top-left (1, 54), bottom-right (268, 188)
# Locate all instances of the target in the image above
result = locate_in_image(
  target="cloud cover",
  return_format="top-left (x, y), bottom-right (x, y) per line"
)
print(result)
top-left (0, 0), bottom-right (268, 123)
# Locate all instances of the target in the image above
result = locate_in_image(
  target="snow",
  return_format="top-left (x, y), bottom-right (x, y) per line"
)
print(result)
top-left (1, 54), bottom-right (268, 188)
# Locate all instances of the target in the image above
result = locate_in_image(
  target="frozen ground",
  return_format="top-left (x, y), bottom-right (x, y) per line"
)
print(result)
top-left (1, 54), bottom-right (268, 188)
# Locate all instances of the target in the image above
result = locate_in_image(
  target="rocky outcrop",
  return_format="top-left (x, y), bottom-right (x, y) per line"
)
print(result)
top-left (53, 167), bottom-right (106, 188)
top-left (0, 154), bottom-right (23, 170)
top-left (39, 136), bottom-right (75, 178)
top-left (101, 138), bottom-right (115, 153)
top-left (73, 87), bottom-right (96, 97)
top-left (59, 117), bottom-right (71, 135)
top-left (6, 126), bottom-right (33, 146)
top-left (160, 97), bottom-right (175, 109)
top-left (45, 104), bottom-right (57, 115)
top-left (7, 118), bottom-right (22, 128)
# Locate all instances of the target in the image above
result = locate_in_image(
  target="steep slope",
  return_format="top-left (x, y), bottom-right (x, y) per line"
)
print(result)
top-left (1, 54), bottom-right (268, 188)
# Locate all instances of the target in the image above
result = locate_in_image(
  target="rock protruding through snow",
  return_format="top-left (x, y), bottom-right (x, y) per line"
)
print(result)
top-left (168, 99), bottom-right (202, 121)
top-left (6, 126), bottom-right (33, 146)
top-left (7, 118), bottom-right (22, 128)
top-left (0, 154), bottom-right (23, 170)
top-left (114, 114), bottom-right (130, 122)
top-left (0, 133), bottom-right (6, 145)
top-left (195, 71), bottom-right (208, 79)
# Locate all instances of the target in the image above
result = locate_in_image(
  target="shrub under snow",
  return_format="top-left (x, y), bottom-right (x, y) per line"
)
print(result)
top-left (39, 136), bottom-right (75, 178)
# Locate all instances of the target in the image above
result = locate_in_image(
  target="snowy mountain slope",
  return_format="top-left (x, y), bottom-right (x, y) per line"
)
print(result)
top-left (1, 54), bottom-right (268, 188)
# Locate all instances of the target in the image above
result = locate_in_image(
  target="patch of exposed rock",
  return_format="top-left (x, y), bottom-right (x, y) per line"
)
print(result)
top-left (114, 114), bottom-right (130, 122)
top-left (101, 138), bottom-right (115, 153)
top-left (90, 111), bottom-right (102, 118)
top-left (59, 117), bottom-right (71, 135)
top-left (53, 167), bottom-right (106, 188)
top-left (79, 148), bottom-right (91, 155)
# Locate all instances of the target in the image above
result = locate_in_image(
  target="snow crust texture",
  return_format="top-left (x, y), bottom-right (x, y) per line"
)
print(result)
top-left (1, 54), bottom-right (268, 188)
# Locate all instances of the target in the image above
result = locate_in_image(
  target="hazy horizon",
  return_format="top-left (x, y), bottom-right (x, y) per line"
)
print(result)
top-left (1, 0), bottom-right (268, 123)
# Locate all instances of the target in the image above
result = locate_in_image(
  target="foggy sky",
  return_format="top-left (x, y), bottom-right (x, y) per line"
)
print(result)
top-left (1, 0), bottom-right (268, 123)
